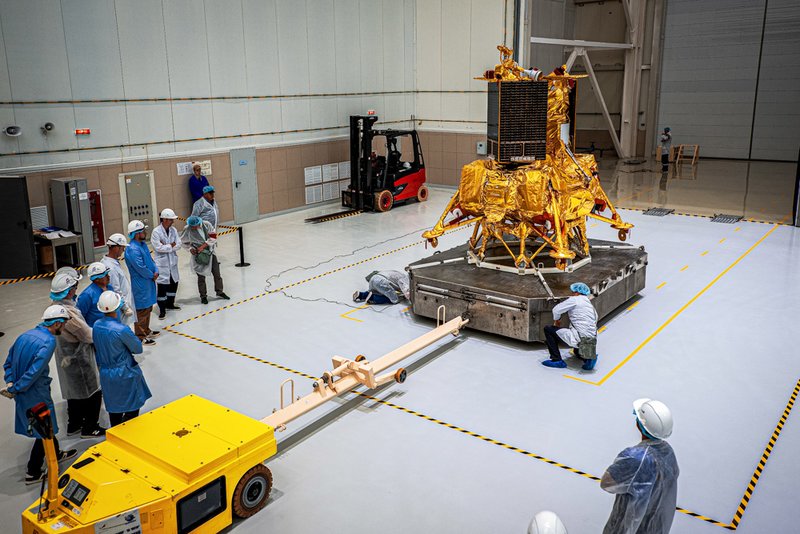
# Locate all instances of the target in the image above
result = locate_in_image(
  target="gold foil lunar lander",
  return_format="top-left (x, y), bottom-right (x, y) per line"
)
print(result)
top-left (422, 46), bottom-right (632, 271)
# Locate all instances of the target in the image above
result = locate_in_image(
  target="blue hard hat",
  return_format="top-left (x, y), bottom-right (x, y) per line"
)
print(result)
top-left (203, 185), bottom-right (215, 194)
top-left (570, 282), bottom-right (591, 296)
top-left (664, 127), bottom-right (671, 132)
top-left (41, 318), bottom-right (67, 327)
top-left (187, 215), bottom-right (202, 226)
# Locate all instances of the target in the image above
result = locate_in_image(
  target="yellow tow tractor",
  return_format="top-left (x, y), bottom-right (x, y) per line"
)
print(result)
top-left (22, 313), bottom-right (468, 534)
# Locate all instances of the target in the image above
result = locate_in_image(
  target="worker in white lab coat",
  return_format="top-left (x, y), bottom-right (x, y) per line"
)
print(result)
top-left (101, 233), bottom-right (136, 327)
top-left (542, 282), bottom-right (598, 370)
top-left (151, 208), bottom-right (181, 319)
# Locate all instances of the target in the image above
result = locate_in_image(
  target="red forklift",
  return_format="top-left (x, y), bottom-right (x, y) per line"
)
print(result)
top-left (306, 114), bottom-right (428, 222)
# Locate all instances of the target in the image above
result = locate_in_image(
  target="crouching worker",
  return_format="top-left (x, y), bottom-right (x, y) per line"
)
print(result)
top-left (92, 291), bottom-right (152, 427)
top-left (542, 282), bottom-right (598, 370)
top-left (353, 270), bottom-right (410, 305)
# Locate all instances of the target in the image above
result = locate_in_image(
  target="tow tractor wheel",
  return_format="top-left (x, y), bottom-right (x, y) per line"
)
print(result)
top-left (394, 368), bottom-right (407, 384)
top-left (416, 184), bottom-right (429, 202)
top-left (376, 190), bottom-right (393, 212)
top-left (232, 464), bottom-right (273, 518)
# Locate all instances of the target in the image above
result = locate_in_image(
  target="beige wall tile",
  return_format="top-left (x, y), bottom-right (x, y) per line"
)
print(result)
top-left (148, 159), bottom-right (174, 189)
top-left (172, 187), bottom-right (191, 217)
top-left (104, 217), bottom-right (123, 237)
top-left (271, 148), bottom-right (287, 171)
top-left (288, 187), bottom-right (304, 208)
top-left (102, 193), bottom-right (122, 222)
top-left (301, 144), bottom-right (317, 167)
top-left (286, 167), bottom-right (304, 189)
top-left (257, 171), bottom-right (272, 194)
top-left (81, 168), bottom-right (100, 191)
top-left (122, 161), bottom-right (146, 172)
top-left (286, 146), bottom-right (303, 169)
top-left (272, 169), bottom-right (288, 192)
top-left (256, 148), bottom-right (271, 172)
top-left (457, 134), bottom-right (476, 155)
top-left (333, 140), bottom-right (349, 161)
top-left (214, 177), bottom-right (233, 202)
top-left (425, 167), bottom-right (442, 184)
top-left (441, 133), bottom-right (458, 153)
top-left (210, 154), bottom-right (231, 180)
top-left (98, 164), bottom-right (123, 196)
top-left (155, 187), bottom-right (174, 212)
top-left (273, 189), bottom-right (289, 211)
top-left (217, 198), bottom-right (233, 222)
top-left (423, 132), bottom-right (443, 152)
top-left (442, 151), bottom-right (457, 170)
top-left (259, 192), bottom-right (274, 214)
top-left (25, 174), bottom-right (46, 207)
top-left (313, 142), bottom-right (330, 164)
top-left (425, 150), bottom-right (442, 169)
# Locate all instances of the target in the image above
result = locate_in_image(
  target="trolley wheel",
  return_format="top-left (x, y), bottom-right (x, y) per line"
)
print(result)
top-left (618, 229), bottom-right (628, 241)
top-left (376, 190), bottom-right (393, 212)
top-left (429, 237), bottom-right (439, 248)
top-left (416, 185), bottom-right (429, 202)
top-left (232, 464), bottom-right (273, 518)
top-left (394, 368), bottom-right (407, 384)
top-left (355, 355), bottom-right (367, 363)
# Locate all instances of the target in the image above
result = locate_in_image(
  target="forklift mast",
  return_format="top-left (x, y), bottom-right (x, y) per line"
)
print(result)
top-left (349, 114), bottom-right (379, 211)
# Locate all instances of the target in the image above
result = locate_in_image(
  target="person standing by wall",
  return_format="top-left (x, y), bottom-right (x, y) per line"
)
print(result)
top-left (49, 273), bottom-right (105, 439)
top-left (2, 306), bottom-right (78, 484)
top-left (125, 220), bottom-right (159, 346)
top-left (151, 208), bottom-right (181, 320)
top-left (92, 291), bottom-right (151, 427)
top-left (188, 164), bottom-right (210, 203)
top-left (659, 127), bottom-right (672, 171)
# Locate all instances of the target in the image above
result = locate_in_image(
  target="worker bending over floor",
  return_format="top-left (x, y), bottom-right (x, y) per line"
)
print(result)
top-left (542, 282), bottom-right (598, 370)
top-left (601, 398), bottom-right (679, 534)
top-left (92, 291), bottom-right (151, 427)
top-left (2, 306), bottom-right (78, 484)
top-left (353, 270), bottom-right (410, 305)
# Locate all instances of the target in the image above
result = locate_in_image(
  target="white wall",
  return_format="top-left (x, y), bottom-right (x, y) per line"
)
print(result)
top-left (0, 0), bottom-right (416, 171)
top-left (658, 0), bottom-right (800, 161)
top-left (414, 0), bottom-right (512, 133)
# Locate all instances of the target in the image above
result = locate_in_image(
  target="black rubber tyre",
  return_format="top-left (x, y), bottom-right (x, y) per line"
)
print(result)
top-left (232, 464), bottom-right (273, 518)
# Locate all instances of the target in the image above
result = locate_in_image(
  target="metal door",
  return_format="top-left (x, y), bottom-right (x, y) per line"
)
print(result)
top-left (0, 176), bottom-right (37, 277)
top-left (230, 147), bottom-right (258, 224)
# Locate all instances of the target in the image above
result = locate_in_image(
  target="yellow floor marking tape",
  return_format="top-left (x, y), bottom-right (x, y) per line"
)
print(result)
top-left (719, 238), bottom-right (726, 244)
top-left (701, 250), bottom-right (709, 256)
top-left (340, 304), bottom-right (369, 323)
top-left (626, 301), bottom-right (641, 311)
top-left (564, 222), bottom-right (781, 387)
top-left (597, 325), bottom-right (607, 334)
top-left (680, 265), bottom-right (689, 272)
top-left (734, 227), bottom-right (741, 232)
top-left (164, 328), bottom-right (730, 529)
top-left (656, 282), bottom-right (666, 290)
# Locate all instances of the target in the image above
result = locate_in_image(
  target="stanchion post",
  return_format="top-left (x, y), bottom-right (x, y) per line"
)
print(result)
top-left (235, 226), bottom-right (250, 267)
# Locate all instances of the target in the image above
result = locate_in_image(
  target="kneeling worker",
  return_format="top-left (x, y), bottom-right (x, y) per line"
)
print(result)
top-left (542, 282), bottom-right (598, 370)
top-left (353, 270), bottom-right (410, 304)
top-left (92, 291), bottom-right (152, 427)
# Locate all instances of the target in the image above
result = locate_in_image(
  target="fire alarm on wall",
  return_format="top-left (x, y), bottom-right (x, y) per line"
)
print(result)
top-left (75, 128), bottom-right (91, 135)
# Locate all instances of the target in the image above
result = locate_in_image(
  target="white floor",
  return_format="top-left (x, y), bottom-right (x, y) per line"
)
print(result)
top-left (1, 187), bottom-right (799, 533)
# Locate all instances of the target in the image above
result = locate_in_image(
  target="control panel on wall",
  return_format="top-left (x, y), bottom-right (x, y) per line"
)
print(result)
top-left (119, 171), bottom-right (157, 232)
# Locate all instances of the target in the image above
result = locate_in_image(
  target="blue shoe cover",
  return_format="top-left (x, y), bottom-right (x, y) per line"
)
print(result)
top-left (582, 357), bottom-right (597, 371)
top-left (542, 360), bottom-right (567, 369)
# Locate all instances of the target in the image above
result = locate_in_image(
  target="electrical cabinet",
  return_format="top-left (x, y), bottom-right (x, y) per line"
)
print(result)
top-left (119, 171), bottom-right (157, 232)
top-left (49, 177), bottom-right (94, 264)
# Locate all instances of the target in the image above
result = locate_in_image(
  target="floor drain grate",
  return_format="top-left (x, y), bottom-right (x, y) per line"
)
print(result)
top-left (711, 214), bottom-right (743, 224)
top-left (643, 207), bottom-right (674, 217)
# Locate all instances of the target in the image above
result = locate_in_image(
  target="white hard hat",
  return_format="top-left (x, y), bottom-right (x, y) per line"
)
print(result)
top-left (528, 511), bottom-right (568, 534)
top-left (41, 305), bottom-right (70, 322)
top-left (55, 266), bottom-right (82, 281)
top-left (633, 398), bottom-right (673, 439)
top-left (160, 208), bottom-right (178, 220)
top-left (128, 220), bottom-right (146, 235)
top-left (51, 272), bottom-right (79, 293)
top-left (87, 262), bottom-right (110, 281)
top-left (106, 233), bottom-right (128, 247)
top-left (97, 291), bottom-right (122, 313)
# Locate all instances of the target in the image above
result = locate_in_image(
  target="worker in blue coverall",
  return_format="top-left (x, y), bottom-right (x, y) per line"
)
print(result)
top-left (188, 163), bottom-right (210, 203)
top-left (125, 220), bottom-right (159, 345)
top-left (92, 291), bottom-right (152, 427)
top-left (77, 262), bottom-right (118, 327)
top-left (2, 305), bottom-right (78, 484)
